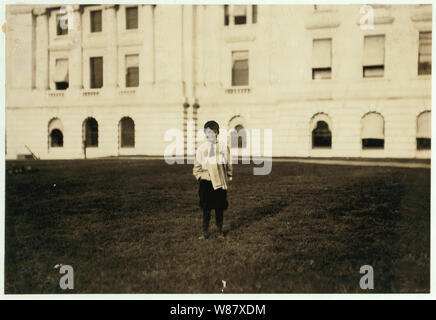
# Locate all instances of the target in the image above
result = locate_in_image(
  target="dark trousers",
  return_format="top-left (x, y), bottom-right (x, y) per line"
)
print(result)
top-left (202, 208), bottom-right (223, 232)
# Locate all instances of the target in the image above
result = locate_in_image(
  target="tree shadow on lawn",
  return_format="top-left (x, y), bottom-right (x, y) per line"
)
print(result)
top-left (226, 199), bottom-right (289, 235)
top-left (242, 172), bottom-right (430, 293)
top-left (281, 175), bottom-right (427, 293)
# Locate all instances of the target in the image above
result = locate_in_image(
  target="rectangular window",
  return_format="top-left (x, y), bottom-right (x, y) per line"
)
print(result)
top-left (417, 112), bottom-right (431, 150)
top-left (417, 138), bottom-right (431, 150)
top-left (252, 5), bottom-right (257, 24)
top-left (126, 6), bottom-right (138, 30)
top-left (234, 5), bottom-right (247, 25)
top-left (363, 35), bottom-right (385, 78)
top-left (362, 139), bottom-right (385, 149)
top-left (90, 10), bottom-right (102, 33)
top-left (312, 39), bottom-right (332, 80)
top-left (54, 59), bottom-right (69, 90)
top-left (418, 31), bottom-right (431, 75)
top-left (363, 65), bottom-right (385, 78)
top-left (56, 14), bottom-right (68, 36)
top-left (232, 51), bottom-right (249, 86)
top-left (55, 82), bottom-right (69, 90)
top-left (125, 54), bottom-right (139, 87)
top-left (90, 57), bottom-right (103, 89)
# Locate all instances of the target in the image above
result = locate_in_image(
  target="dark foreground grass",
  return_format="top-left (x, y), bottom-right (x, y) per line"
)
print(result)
top-left (5, 159), bottom-right (430, 293)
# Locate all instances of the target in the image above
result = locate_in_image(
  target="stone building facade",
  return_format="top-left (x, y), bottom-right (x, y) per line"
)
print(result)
top-left (5, 4), bottom-right (432, 159)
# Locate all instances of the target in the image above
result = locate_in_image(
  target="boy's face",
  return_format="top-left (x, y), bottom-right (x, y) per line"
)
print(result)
top-left (204, 127), bottom-right (218, 143)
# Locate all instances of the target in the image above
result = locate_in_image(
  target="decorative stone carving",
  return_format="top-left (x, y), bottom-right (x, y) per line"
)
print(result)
top-left (306, 11), bottom-right (341, 30)
top-left (411, 5), bottom-right (432, 22)
top-left (32, 7), bottom-right (47, 16)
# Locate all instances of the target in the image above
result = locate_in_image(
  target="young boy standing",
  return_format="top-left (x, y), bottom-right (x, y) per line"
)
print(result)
top-left (193, 121), bottom-right (233, 240)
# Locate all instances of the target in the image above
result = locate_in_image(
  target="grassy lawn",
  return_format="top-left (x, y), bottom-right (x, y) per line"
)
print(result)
top-left (5, 159), bottom-right (430, 293)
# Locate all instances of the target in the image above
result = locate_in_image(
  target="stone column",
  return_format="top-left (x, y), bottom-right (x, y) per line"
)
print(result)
top-left (69, 5), bottom-right (83, 90)
top-left (104, 5), bottom-right (119, 89)
top-left (33, 8), bottom-right (49, 90)
top-left (142, 4), bottom-right (154, 85)
top-left (183, 5), bottom-right (194, 100)
top-left (195, 5), bottom-right (204, 89)
top-left (247, 5), bottom-right (253, 25)
top-left (183, 102), bottom-right (190, 162)
top-left (192, 102), bottom-right (200, 158)
top-left (229, 5), bottom-right (235, 26)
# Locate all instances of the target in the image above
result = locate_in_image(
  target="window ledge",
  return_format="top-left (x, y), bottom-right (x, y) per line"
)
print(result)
top-left (356, 16), bottom-right (395, 26)
top-left (48, 91), bottom-right (65, 97)
top-left (83, 90), bottom-right (100, 97)
top-left (306, 10), bottom-right (341, 30)
top-left (119, 89), bottom-right (136, 95)
top-left (313, 9), bottom-right (338, 14)
top-left (225, 87), bottom-right (251, 94)
top-left (312, 78), bottom-right (333, 82)
top-left (223, 26), bottom-right (256, 43)
top-left (359, 77), bottom-right (392, 82)
top-left (53, 35), bottom-right (70, 41)
top-left (122, 28), bottom-right (140, 33)
top-left (411, 6), bottom-right (432, 23)
top-left (87, 31), bottom-right (105, 38)
top-left (411, 75), bottom-right (432, 81)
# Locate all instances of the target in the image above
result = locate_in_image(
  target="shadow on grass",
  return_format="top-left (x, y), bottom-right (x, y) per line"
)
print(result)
top-left (4, 160), bottom-right (430, 293)
top-left (227, 200), bottom-right (289, 234)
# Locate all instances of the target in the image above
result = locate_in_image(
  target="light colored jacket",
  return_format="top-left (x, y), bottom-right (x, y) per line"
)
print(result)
top-left (193, 141), bottom-right (233, 190)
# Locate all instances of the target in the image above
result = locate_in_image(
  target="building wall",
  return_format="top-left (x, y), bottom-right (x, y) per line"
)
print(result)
top-left (5, 4), bottom-right (432, 160)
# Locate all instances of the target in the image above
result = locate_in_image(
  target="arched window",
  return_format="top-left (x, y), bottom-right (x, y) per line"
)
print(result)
top-left (83, 117), bottom-right (98, 147)
top-left (312, 121), bottom-right (332, 148)
top-left (417, 111), bottom-right (431, 150)
top-left (361, 112), bottom-right (385, 149)
top-left (48, 118), bottom-right (64, 148)
top-left (231, 124), bottom-right (247, 149)
top-left (50, 129), bottom-right (63, 147)
top-left (119, 117), bottom-right (135, 148)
